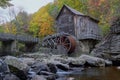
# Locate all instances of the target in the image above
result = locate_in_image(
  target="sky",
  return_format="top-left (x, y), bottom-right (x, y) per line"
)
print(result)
top-left (0, 0), bottom-right (54, 24)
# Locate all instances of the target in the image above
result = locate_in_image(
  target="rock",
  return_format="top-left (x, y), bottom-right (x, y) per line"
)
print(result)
top-left (19, 58), bottom-right (35, 66)
top-left (47, 63), bottom-right (57, 73)
top-left (68, 57), bottom-right (86, 67)
top-left (31, 75), bottom-right (46, 80)
top-left (31, 62), bottom-right (50, 74)
top-left (48, 55), bottom-right (68, 64)
top-left (112, 54), bottom-right (120, 60)
top-left (0, 59), bottom-right (10, 73)
top-left (3, 74), bottom-right (20, 80)
top-left (117, 66), bottom-right (120, 70)
top-left (70, 67), bottom-right (84, 72)
top-left (67, 77), bottom-right (75, 80)
top-left (22, 53), bottom-right (50, 60)
top-left (105, 60), bottom-right (112, 66)
top-left (4, 56), bottom-right (28, 70)
top-left (91, 22), bottom-right (120, 59)
top-left (45, 74), bottom-right (57, 80)
top-left (27, 70), bottom-right (36, 79)
top-left (55, 62), bottom-right (70, 71)
top-left (112, 55), bottom-right (120, 66)
top-left (79, 55), bottom-right (105, 67)
top-left (56, 77), bottom-right (75, 80)
top-left (39, 71), bottom-right (55, 75)
top-left (4, 56), bottom-right (29, 80)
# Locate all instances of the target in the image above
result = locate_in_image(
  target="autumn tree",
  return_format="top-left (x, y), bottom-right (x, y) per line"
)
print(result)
top-left (88, 0), bottom-right (120, 35)
top-left (12, 11), bottom-right (31, 34)
top-left (4, 7), bottom-right (18, 34)
top-left (29, 0), bottom-right (89, 38)
top-left (4, 7), bottom-right (30, 34)
top-left (29, 3), bottom-right (55, 38)
top-left (29, 0), bottom-right (120, 37)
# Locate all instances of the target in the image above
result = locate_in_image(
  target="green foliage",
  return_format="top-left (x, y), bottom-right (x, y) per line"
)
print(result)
top-left (0, 26), bottom-right (4, 33)
top-left (87, 0), bottom-right (120, 35)
top-left (12, 11), bottom-right (31, 34)
top-left (29, 0), bottom-right (89, 38)
top-left (0, 0), bottom-right (13, 8)
top-left (4, 11), bottom-right (31, 35)
top-left (3, 0), bottom-right (117, 37)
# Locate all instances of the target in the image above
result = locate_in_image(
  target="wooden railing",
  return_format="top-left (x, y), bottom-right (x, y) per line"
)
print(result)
top-left (0, 33), bottom-right (39, 43)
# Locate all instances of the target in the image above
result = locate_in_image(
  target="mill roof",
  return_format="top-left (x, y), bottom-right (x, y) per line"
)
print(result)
top-left (56, 5), bottom-right (99, 23)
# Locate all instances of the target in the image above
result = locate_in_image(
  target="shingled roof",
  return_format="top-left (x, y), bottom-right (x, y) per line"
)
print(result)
top-left (64, 5), bottom-right (84, 16)
top-left (56, 5), bottom-right (99, 23)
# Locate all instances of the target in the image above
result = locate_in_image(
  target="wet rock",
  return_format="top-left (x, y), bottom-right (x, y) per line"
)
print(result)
top-left (31, 62), bottom-right (50, 74)
top-left (105, 60), bottom-right (112, 66)
top-left (47, 63), bottom-right (57, 73)
top-left (31, 75), bottom-right (46, 80)
top-left (56, 77), bottom-right (75, 80)
top-left (67, 77), bottom-right (75, 80)
top-left (70, 67), bottom-right (84, 72)
top-left (27, 70), bottom-right (36, 79)
top-left (39, 71), bottom-right (55, 75)
top-left (117, 66), bottom-right (120, 70)
top-left (39, 71), bottom-right (58, 80)
top-left (3, 74), bottom-right (20, 80)
top-left (112, 55), bottom-right (120, 66)
top-left (55, 62), bottom-right (70, 71)
top-left (0, 59), bottom-right (10, 73)
top-left (79, 55), bottom-right (105, 67)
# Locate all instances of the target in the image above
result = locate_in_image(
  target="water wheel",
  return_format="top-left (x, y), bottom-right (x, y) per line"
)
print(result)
top-left (43, 33), bottom-right (76, 54)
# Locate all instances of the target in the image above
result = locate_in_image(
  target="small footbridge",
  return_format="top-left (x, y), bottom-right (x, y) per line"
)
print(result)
top-left (0, 33), bottom-right (40, 55)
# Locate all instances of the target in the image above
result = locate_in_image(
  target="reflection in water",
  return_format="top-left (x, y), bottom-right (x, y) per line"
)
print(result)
top-left (57, 67), bottom-right (120, 80)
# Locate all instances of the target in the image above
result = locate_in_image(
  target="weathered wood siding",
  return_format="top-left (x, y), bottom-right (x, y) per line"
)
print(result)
top-left (75, 16), bottom-right (101, 40)
top-left (56, 8), bottom-right (75, 36)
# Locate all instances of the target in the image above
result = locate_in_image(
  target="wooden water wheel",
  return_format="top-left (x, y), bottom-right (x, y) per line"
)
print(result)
top-left (43, 33), bottom-right (76, 54)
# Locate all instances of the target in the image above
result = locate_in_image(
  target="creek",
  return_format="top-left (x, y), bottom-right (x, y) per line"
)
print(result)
top-left (57, 67), bottom-right (120, 80)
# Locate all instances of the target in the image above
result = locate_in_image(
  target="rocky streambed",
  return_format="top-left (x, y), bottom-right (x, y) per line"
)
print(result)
top-left (0, 52), bottom-right (120, 80)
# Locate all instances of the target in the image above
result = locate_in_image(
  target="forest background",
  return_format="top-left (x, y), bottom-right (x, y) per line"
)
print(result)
top-left (0, 0), bottom-right (120, 38)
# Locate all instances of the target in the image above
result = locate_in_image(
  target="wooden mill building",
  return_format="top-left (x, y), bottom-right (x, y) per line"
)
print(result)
top-left (56, 5), bottom-right (102, 53)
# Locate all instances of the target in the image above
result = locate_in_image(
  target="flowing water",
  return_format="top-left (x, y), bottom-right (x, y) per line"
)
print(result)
top-left (57, 67), bottom-right (120, 80)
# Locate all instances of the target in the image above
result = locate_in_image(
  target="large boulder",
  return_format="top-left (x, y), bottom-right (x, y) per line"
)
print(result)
top-left (67, 57), bottom-right (86, 67)
top-left (4, 56), bottom-right (29, 80)
top-left (79, 55), bottom-right (105, 67)
top-left (31, 62), bottom-right (50, 74)
top-left (4, 56), bottom-right (28, 70)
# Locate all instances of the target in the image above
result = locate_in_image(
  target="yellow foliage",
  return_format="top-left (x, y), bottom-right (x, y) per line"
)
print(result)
top-left (29, 4), bottom-right (55, 38)
top-left (4, 23), bottom-right (17, 34)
